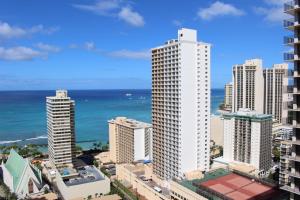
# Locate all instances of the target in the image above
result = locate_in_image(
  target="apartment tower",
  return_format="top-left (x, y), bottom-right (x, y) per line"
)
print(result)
top-left (47, 90), bottom-right (76, 168)
top-left (232, 59), bottom-right (264, 113)
top-left (108, 117), bottom-right (152, 164)
top-left (263, 63), bottom-right (290, 124)
top-left (224, 82), bottom-right (233, 110)
top-left (152, 28), bottom-right (211, 180)
top-left (223, 109), bottom-right (272, 173)
top-left (282, 1), bottom-right (300, 199)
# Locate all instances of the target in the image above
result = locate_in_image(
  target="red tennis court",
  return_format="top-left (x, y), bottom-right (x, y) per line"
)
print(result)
top-left (199, 173), bottom-right (277, 200)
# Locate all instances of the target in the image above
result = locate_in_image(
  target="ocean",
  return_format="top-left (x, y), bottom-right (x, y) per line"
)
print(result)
top-left (0, 89), bottom-right (224, 149)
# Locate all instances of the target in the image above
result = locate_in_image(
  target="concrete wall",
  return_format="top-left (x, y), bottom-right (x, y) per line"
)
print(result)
top-left (170, 180), bottom-right (207, 200)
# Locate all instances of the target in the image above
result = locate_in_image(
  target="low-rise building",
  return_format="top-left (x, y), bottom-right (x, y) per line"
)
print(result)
top-left (1, 149), bottom-right (46, 199)
top-left (116, 163), bottom-right (169, 200)
top-left (55, 165), bottom-right (110, 200)
top-left (171, 168), bottom-right (285, 200)
top-left (109, 117), bottom-right (152, 164)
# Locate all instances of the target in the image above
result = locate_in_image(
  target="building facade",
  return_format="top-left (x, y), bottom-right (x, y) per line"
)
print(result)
top-left (263, 63), bottom-right (290, 123)
top-left (224, 82), bottom-right (233, 111)
top-left (223, 109), bottom-right (272, 172)
top-left (232, 59), bottom-right (264, 113)
top-left (47, 90), bottom-right (76, 168)
top-left (281, 1), bottom-right (300, 199)
top-left (280, 141), bottom-right (292, 186)
top-left (109, 117), bottom-right (152, 164)
top-left (152, 28), bottom-right (211, 179)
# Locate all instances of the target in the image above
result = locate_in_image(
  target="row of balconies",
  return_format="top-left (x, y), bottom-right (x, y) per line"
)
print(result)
top-left (284, 0), bottom-right (300, 15)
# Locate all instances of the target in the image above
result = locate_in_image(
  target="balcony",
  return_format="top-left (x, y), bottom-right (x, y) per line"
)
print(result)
top-left (292, 136), bottom-right (300, 145)
top-left (289, 154), bottom-right (300, 161)
top-left (284, 52), bottom-right (299, 62)
top-left (284, 0), bottom-right (300, 15)
top-left (284, 36), bottom-right (295, 45)
top-left (284, 18), bottom-right (300, 30)
top-left (281, 185), bottom-right (300, 195)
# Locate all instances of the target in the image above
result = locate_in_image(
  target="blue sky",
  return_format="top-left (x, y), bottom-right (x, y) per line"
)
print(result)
top-left (0, 0), bottom-right (290, 90)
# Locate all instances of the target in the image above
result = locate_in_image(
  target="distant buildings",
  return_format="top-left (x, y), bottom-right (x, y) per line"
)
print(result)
top-left (232, 59), bottom-right (291, 124)
top-left (263, 63), bottom-right (290, 123)
top-left (108, 117), bottom-right (152, 163)
top-left (151, 28), bottom-right (211, 179)
top-left (46, 90), bottom-right (76, 168)
top-left (232, 59), bottom-right (264, 113)
top-left (1, 149), bottom-right (45, 199)
top-left (223, 109), bottom-right (272, 173)
top-left (224, 82), bottom-right (233, 111)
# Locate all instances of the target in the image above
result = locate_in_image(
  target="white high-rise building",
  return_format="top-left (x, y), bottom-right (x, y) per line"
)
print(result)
top-left (47, 90), bottom-right (76, 168)
top-left (223, 109), bottom-right (272, 172)
top-left (108, 117), bottom-right (152, 164)
top-left (152, 28), bottom-right (211, 180)
top-left (232, 59), bottom-right (264, 113)
top-left (263, 63), bottom-right (290, 124)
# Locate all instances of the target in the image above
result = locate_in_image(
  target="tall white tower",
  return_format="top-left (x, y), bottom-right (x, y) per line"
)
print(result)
top-left (47, 90), bottom-right (76, 168)
top-left (151, 28), bottom-right (211, 180)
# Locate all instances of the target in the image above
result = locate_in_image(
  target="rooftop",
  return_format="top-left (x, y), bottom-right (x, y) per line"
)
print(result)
top-left (178, 168), bottom-right (284, 200)
top-left (223, 109), bottom-right (272, 121)
top-left (108, 117), bottom-right (152, 129)
top-left (61, 166), bottom-right (105, 186)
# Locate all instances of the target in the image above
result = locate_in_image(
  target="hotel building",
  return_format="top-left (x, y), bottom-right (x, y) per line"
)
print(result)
top-left (281, 1), bottom-right (300, 198)
top-left (232, 59), bottom-right (264, 113)
top-left (224, 82), bottom-right (233, 111)
top-left (223, 109), bottom-right (272, 172)
top-left (109, 117), bottom-right (152, 164)
top-left (47, 90), bottom-right (76, 168)
top-left (263, 63), bottom-right (290, 123)
top-left (151, 28), bottom-right (211, 179)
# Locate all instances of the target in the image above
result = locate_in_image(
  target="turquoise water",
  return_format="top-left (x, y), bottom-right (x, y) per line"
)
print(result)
top-left (0, 89), bottom-right (224, 149)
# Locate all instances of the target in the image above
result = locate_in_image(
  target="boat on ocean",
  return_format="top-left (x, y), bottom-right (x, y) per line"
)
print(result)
top-left (125, 93), bottom-right (132, 97)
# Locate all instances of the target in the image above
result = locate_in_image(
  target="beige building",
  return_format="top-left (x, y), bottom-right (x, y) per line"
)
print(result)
top-left (170, 181), bottom-right (207, 200)
top-left (47, 90), bottom-right (76, 168)
top-left (109, 117), bottom-right (152, 164)
top-left (224, 82), bottom-right (233, 111)
top-left (116, 163), bottom-right (169, 200)
top-left (232, 59), bottom-right (264, 113)
top-left (263, 63), bottom-right (290, 124)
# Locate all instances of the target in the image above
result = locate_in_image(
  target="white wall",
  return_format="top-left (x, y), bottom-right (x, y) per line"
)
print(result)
top-left (134, 128), bottom-right (146, 161)
top-left (250, 122), bottom-right (261, 169)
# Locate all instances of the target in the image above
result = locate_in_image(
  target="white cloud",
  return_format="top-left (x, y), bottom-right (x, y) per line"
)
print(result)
top-left (84, 42), bottom-right (96, 51)
top-left (108, 49), bottom-right (150, 59)
top-left (172, 20), bottom-right (183, 27)
top-left (73, 0), bottom-right (119, 16)
top-left (263, 0), bottom-right (289, 6)
top-left (254, 6), bottom-right (288, 22)
top-left (73, 1), bottom-right (145, 27)
top-left (118, 7), bottom-right (145, 27)
top-left (0, 46), bottom-right (43, 61)
top-left (254, 0), bottom-right (289, 23)
top-left (0, 21), bottom-right (59, 39)
top-left (35, 43), bottom-right (61, 52)
top-left (198, 1), bottom-right (245, 20)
